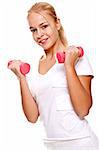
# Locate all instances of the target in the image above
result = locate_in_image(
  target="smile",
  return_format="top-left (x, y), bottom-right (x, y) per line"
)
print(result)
top-left (38, 38), bottom-right (49, 45)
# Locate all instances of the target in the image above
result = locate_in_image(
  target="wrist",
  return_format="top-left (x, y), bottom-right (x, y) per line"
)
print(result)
top-left (64, 63), bottom-right (74, 71)
top-left (18, 75), bottom-right (26, 81)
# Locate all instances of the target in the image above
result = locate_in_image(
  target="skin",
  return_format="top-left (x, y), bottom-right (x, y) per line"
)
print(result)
top-left (28, 12), bottom-right (65, 57)
top-left (8, 11), bottom-right (93, 122)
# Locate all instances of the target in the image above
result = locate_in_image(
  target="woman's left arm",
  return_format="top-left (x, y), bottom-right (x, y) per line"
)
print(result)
top-left (64, 46), bottom-right (93, 119)
top-left (65, 66), bottom-right (93, 119)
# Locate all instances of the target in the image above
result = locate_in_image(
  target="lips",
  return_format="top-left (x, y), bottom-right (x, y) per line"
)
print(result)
top-left (38, 38), bottom-right (48, 45)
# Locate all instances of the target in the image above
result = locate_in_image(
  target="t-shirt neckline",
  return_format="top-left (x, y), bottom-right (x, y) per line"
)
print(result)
top-left (37, 62), bottom-right (57, 77)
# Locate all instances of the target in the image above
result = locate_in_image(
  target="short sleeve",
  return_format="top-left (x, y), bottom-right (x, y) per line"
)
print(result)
top-left (75, 54), bottom-right (94, 78)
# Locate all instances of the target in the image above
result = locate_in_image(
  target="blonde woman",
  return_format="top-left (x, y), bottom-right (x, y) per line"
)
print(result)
top-left (8, 2), bottom-right (99, 150)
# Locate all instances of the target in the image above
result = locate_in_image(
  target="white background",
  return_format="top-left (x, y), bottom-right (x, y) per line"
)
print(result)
top-left (0, 0), bottom-right (98, 150)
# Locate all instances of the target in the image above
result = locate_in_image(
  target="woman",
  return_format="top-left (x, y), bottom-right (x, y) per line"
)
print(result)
top-left (8, 2), bottom-right (99, 150)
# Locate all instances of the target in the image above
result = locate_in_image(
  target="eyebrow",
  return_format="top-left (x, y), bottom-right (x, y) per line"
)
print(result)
top-left (29, 22), bottom-right (48, 30)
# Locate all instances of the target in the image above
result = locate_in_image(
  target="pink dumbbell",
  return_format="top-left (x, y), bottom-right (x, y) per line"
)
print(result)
top-left (8, 60), bottom-right (30, 75)
top-left (56, 46), bottom-right (84, 63)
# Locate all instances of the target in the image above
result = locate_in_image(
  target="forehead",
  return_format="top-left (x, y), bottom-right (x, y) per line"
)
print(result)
top-left (28, 12), bottom-right (54, 27)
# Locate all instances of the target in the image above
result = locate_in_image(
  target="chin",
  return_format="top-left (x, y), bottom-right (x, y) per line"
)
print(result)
top-left (41, 45), bottom-right (51, 51)
top-left (43, 42), bottom-right (56, 51)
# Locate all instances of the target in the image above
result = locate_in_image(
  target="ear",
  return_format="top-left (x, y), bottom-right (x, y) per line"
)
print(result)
top-left (56, 18), bottom-right (61, 30)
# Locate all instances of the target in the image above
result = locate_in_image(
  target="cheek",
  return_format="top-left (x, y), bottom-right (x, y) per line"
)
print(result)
top-left (46, 24), bottom-right (57, 36)
top-left (46, 27), bottom-right (53, 36)
top-left (47, 26), bottom-right (58, 37)
top-left (50, 29), bottom-right (59, 41)
top-left (32, 34), bottom-right (37, 41)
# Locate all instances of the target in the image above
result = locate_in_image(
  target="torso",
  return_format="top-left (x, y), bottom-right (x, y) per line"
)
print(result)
top-left (31, 54), bottom-right (92, 140)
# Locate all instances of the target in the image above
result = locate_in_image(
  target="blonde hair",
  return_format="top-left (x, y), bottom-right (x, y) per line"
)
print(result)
top-left (27, 2), bottom-right (68, 47)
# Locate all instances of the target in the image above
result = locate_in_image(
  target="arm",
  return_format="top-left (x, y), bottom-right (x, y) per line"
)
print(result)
top-left (19, 77), bottom-right (39, 123)
top-left (64, 46), bottom-right (93, 119)
top-left (8, 60), bottom-right (39, 123)
top-left (65, 66), bottom-right (92, 119)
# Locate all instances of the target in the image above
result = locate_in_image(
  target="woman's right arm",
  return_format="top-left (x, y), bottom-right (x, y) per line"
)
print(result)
top-left (8, 60), bottom-right (39, 123)
top-left (19, 77), bottom-right (39, 123)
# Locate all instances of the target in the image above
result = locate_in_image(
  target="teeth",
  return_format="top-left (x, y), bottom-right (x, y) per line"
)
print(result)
top-left (41, 39), bottom-right (46, 43)
top-left (40, 38), bottom-right (48, 44)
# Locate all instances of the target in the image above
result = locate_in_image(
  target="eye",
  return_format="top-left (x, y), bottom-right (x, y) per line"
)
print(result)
top-left (30, 28), bottom-right (37, 33)
top-left (41, 24), bottom-right (48, 29)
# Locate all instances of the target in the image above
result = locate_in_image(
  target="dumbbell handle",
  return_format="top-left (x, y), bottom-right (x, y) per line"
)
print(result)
top-left (8, 60), bottom-right (30, 75)
top-left (56, 46), bottom-right (84, 63)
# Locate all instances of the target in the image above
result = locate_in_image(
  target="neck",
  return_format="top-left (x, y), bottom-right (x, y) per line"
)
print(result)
top-left (44, 39), bottom-right (67, 60)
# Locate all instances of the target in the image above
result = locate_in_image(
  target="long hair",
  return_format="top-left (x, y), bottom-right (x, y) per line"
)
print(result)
top-left (27, 2), bottom-right (68, 47)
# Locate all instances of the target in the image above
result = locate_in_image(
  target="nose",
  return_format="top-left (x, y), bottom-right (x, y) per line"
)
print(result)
top-left (36, 29), bottom-right (44, 39)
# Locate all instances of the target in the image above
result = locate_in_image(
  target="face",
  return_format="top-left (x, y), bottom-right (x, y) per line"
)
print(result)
top-left (27, 11), bottom-right (61, 50)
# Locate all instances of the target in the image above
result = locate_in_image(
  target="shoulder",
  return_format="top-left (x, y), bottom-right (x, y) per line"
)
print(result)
top-left (75, 54), bottom-right (94, 77)
top-left (76, 54), bottom-right (91, 68)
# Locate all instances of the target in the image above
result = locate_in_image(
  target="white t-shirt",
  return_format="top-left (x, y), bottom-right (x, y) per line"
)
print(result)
top-left (26, 54), bottom-right (94, 142)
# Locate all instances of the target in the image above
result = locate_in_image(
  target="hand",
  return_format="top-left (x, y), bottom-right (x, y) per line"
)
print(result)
top-left (64, 45), bottom-right (80, 68)
top-left (8, 60), bottom-right (25, 79)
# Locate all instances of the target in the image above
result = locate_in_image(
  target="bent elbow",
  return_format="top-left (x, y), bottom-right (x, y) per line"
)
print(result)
top-left (78, 108), bottom-right (91, 120)
top-left (78, 100), bottom-right (93, 119)
top-left (26, 114), bottom-right (39, 123)
top-left (24, 110), bottom-right (40, 124)
top-left (27, 117), bottom-right (38, 123)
